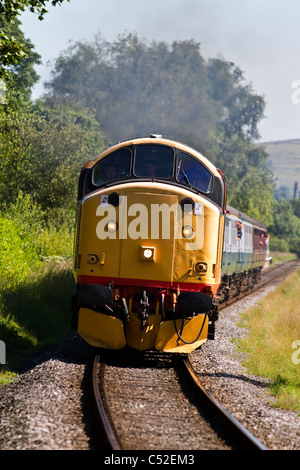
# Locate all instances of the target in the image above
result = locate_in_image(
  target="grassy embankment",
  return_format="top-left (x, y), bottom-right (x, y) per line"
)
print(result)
top-left (238, 255), bottom-right (300, 414)
top-left (270, 251), bottom-right (297, 264)
top-left (0, 197), bottom-right (75, 384)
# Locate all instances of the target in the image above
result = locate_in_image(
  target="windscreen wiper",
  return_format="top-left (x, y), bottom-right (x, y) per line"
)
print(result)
top-left (181, 168), bottom-right (192, 188)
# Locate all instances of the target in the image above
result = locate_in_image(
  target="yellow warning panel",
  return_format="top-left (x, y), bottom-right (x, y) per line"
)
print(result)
top-left (78, 307), bottom-right (126, 349)
top-left (155, 314), bottom-right (208, 353)
top-left (125, 312), bottom-right (162, 351)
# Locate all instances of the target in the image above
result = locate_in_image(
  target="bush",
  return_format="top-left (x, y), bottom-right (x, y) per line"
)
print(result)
top-left (34, 222), bottom-right (73, 261)
top-left (0, 192), bottom-right (74, 289)
top-left (0, 261), bottom-right (75, 371)
top-left (289, 237), bottom-right (300, 258)
top-left (269, 235), bottom-right (290, 253)
top-left (0, 215), bottom-right (35, 288)
top-left (0, 193), bottom-right (75, 373)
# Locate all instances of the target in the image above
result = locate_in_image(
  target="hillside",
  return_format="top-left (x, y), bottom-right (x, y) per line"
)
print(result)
top-left (259, 139), bottom-right (300, 198)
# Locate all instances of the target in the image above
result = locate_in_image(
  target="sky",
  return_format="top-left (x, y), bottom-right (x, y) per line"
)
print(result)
top-left (20, 0), bottom-right (300, 143)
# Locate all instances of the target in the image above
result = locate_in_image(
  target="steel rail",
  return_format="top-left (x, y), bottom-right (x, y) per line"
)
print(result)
top-left (91, 261), bottom-right (298, 450)
top-left (93, 350), bottom-right (268, 450)
top-left (182, 356), bottom-right (268, 450)
top-left (92, 354), bottom-right (121, 450)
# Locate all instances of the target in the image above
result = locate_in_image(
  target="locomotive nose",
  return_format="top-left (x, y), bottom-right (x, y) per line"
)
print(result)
top-left (118, 192), bottom-right (178, 284)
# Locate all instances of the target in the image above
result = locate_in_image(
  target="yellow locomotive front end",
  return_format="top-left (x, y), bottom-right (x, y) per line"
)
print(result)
top-left (72, 136), bottom-right (226, 353)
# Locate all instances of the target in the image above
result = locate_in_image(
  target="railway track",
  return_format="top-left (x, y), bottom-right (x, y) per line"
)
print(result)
top-left (93, 351), bottom-right (267, 450)
top-left (92, 259), bottom-right (299, 451)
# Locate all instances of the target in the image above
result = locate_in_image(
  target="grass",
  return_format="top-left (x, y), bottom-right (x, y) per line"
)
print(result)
top-left (0, 260), bottom-right (75, 384)
top-left (0, 200), bottom-right (75, 384)
top-left (238, 266), bottom-right (300, 414)
top-left (270, 251), bottom-right (297, 265)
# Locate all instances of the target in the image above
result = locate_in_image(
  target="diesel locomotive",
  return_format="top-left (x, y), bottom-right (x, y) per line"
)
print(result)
top-left (71, 135), bottom-right (269, 353)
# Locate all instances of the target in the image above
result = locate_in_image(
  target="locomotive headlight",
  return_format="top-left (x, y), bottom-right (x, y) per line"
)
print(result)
top-left (182, 225), bottom-right (194, 238)
top-left (144, 249), bottom-right (152, 258)
top-left (106, 220), bottom-right (118, 232)
top-left (141, 246), bottom-right (155, 261)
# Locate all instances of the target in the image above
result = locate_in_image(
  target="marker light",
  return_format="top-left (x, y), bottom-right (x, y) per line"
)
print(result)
top-left (182, 225), bottom-right (194, 238)
top-left (141, 246), bottom-right (155, 261)
top-left (144, 249), bottom-right (152, 258)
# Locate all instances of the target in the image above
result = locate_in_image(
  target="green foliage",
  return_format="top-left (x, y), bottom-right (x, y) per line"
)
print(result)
top-left (47, 33), bottom-right (264, 145)
top-left (0, 97), bottom-right (106, 212)
top-left (47, 35), bottom-right (220, 148)
top-left (0, 261), bottom-right (74, 371)
top-left (207, 131), bottom-right (274, 225)
top-left (268, 199), bottom-right (300, 255)
top-left (290, 198), bottom-right (300, 218)
top-left (288, 237), bottom-right (300, 258)
top-left (0, 213), bottom-right (34, 288)
top-left (238, 268), bottom-right (300, 412)
top-left (0, 1), bottom-right (67, 21)
top-left (3, 192), bottom-right (74, 259)
top-left (0, 193), bottom-right (46, 288)
top-left (274, 185), bottom-right (292, 201)
top-left (228, 166), bottom-right (274, 226)
top-left (0, 192), bottom-right (74, 290)
top-left (269, 236), bottom-right (290, 253)
top-left (269, 200), bottom-right (300, 239)
top-left (207, 58), bottom-right (265, 141)
top-left (0, 17), bottom-right (41, 93)
top-left (0, 1), bottom-right (68, 81)
top-left (0, 193), bottom-right (75, 372)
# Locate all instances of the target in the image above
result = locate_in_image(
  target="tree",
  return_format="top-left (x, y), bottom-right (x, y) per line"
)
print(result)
top-left (0, 0), bottom-right (67, 21)
top-left (290, 198), bottom-right (300, 218)
top-left (46, 33), bottom-right (274, 224)
top-left (0, 97), bottom-right (106, 216)
top-left (0, 18), bottom-right (41, 99)
top-left (207, 58), bottom-right (265, 141)
top-left (46, 34), bottom-right (222, 147)
top-left (268, 199), bottom-right (300, 253)
top-left (47, 33), bottom-right (267, 150)
top-left (0, 0), bottom-right (69, 81)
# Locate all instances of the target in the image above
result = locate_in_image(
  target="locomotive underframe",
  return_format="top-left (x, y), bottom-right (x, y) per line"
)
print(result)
top-left (71, 283), bottom-right (218, 353)
top-left (217, 267), bottom-right (262, 303)
top-left (71, 263), bottom-right (262, 352)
